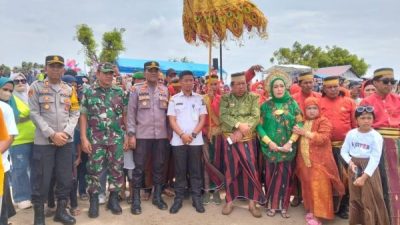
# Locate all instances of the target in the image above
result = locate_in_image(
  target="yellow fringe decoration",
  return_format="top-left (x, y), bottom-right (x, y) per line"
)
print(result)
top-left (183, 0), bottom-right (268, 44)
top-left (300, 120), bottom-right (313, 167)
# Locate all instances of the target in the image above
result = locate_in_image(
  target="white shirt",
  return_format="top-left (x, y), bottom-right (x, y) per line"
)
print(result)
top-left (167, 92), bottom-right (207, 146)
top-left (0, 101), bottom-right (19, 172)
top-left (340, 128), bottom-right (383, 177)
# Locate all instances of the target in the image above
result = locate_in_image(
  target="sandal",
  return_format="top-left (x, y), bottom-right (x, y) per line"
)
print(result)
top-left (266, 209), bottom-right (276, 217)
top-left (280, 209), bottom-right (290, 219)
top-left (305, 213), bottom-right (314, 222)
top-left (70, 207), bottom-right (81, 216)
top-left (307, 218), bottom-right (322, 225)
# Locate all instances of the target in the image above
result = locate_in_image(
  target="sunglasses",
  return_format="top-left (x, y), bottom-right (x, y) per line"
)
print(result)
top-left (379, 78), bottom-right (397, 85)
top-left (13, 79), bottom-right (27, 84)
top-left (356, 106), bottom-right (374, 113)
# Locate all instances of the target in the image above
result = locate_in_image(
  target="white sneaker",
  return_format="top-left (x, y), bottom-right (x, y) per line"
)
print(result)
top-left (99, 193), bottom-right (107, 205)
top-left (17, 200), bottom-right (32, 209)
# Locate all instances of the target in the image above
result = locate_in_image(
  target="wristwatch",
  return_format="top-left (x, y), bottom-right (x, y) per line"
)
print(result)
top-left (127, 132), bottom-right (136, 137)
top-left (191, 132), bottom-right (197, 138)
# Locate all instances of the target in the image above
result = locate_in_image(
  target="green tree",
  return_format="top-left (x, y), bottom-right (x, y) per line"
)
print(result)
top-left (75, 24), bottom-right (126, 66)
top-left (270, 41), bottom-right (369, 76)
top-left (168, 56), bottom-right (193, 63)
top-left (11, 61), bottom-right (44, 75)
top-left (99, 28), bottom-right (126, 63)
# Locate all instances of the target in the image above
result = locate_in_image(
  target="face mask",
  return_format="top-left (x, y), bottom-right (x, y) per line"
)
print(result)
top-left (0, 89), bottom-right (12, 101)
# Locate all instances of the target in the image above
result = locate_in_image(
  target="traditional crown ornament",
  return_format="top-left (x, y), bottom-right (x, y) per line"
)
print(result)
top-left (264, 69), bottom-right (291, 94)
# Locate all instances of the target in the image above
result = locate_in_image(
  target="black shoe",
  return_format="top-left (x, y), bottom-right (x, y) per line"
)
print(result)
top-left (107, 191), bottom-right (122, 215)
top-left (336, 206), bottom-right (349, 219)
top-left (192, 198), bottom-right (205, 213)
top-left (130, 188), bottom-right (142, 215)
top-left (169, 199), bottom-right (183, 214)
top-left (33, 203), bottom-right (45, 225)
top-left (88, 193), bottom-right (99, 218)
top-left (152, 185), bottom-right (168, 210)
top-left (53, 200), bottom-right (76, 225)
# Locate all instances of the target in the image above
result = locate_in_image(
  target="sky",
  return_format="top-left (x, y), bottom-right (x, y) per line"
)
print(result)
top-left (0, 0), bottom-right (399, 79)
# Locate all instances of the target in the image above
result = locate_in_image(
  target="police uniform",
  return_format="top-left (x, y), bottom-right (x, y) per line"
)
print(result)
top-left (167, 71), bottom-right (207, 214)
top-left (127, 61), bottom-right (170, 214)
top-left (29, 55), bottom-right (79, 225)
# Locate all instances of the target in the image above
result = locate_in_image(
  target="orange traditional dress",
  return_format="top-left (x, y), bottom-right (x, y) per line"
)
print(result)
top-left (296, 98), bottom-right (344, 220)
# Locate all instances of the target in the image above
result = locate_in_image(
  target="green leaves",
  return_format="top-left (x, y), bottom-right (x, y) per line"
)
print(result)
top-left (75, 24), bottom-right (126, 66)
top-left (270, 41), bottom-right (369, 76)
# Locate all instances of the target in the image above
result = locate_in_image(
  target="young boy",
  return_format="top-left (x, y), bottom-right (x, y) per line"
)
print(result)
top-left (340, 105), bottom-right (389, 225)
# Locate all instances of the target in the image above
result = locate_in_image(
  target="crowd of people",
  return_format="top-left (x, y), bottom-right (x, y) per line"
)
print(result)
top-left (0, 55), bottom-right (399, 225)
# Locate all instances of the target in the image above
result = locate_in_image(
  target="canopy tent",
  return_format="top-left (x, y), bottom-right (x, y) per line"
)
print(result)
top-left (116, 58), bottom-right (227, 77)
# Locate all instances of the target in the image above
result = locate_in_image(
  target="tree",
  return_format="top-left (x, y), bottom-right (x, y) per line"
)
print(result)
top-left (75, 24), bottom-right (126, 66)
top-left (10, 61), bottom-right (44, 75)
top-left (99, 28), bottom-right (126, 63)
top-left (168, 56), bottom-right (193, 63)
top-left (270, 41), bottom-right (369, 76)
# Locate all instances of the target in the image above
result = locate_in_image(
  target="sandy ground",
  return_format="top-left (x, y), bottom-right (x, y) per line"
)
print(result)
top-left (10, 195), bottom-right (348, 225)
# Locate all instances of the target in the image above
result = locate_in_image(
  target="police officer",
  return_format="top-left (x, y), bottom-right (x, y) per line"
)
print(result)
top-left (29, 55), bottom-right (80, 225)
top-left (167, 70), bottom-right (207, 214)
top-left (80, 62), bottom-right (128, 218)
top-left (127, 61), bottom-right (169, 214)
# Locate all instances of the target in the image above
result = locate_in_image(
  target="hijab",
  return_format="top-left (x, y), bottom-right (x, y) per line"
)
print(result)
top-left (0, 77), bottom-right (19, 121)
top-left (304, 97), bottom-right (320, 120)
top-left (10, 73), bottom-right (29, 104)
top-left (269, 77), bottom-right (292, 104)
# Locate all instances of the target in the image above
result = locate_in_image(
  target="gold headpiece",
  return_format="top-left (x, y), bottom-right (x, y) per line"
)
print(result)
top-left (264, 69), bottom-right (291, 94)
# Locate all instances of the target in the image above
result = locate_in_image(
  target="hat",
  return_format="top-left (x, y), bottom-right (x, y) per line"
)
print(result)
top-left (166, 68), bottom-right (177, 76)
top-left (62, 75), bottom-right (77, 84)
top-left (46, 55), bottom-right (64, 65)
top-left (133, 72), bottom-right (145, 79)
top-left (323, 76), bottom-right (340, 86)
top-left (144, 61), bottom-right (160, 70)
top-left (97, 62), bottom-right (114, 73)
top-left (298, 71), bottom-right (314, 82)
top-left (374, 68), bottom-right (394, 78)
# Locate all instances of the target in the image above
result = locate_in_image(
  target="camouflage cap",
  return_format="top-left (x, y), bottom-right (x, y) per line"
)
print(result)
top-left (97, 62), bottom-right (114, 73)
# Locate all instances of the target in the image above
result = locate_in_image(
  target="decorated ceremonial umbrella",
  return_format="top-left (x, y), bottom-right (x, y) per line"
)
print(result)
top-left (183, 0), bottom-right (268, 77)
top-left (182, 0), bottom-right (268, 191)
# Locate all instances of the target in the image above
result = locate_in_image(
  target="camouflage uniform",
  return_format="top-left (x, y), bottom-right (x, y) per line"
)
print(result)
top-left (80, 81), bottom-right (128, 194)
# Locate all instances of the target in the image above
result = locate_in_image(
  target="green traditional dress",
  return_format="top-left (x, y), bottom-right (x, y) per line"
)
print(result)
top-left (256, 78), bottom-right (303, 210)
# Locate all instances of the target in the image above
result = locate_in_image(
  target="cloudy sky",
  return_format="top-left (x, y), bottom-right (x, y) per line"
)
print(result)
top-left (0, 0), bottom-right (399, 78)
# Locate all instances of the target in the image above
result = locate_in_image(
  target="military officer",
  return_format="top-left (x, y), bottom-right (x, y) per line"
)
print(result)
top-left (127, 61), bottom-right (170, 215)
top-left (29, 55), bottom-right (80, 225)
top-left (80, 62), bottom-right (128, 218)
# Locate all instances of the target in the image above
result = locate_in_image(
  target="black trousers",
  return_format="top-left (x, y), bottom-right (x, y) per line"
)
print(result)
top-left (132, 139), bottom-right (168, 188)
top-left (31, 143), bottom-right (73, 204)
top-left (172, 145), bottom-right (203, 199)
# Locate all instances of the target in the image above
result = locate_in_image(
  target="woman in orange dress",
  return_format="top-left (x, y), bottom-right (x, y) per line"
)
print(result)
top-left (293, 97), bottom-right (345, 225)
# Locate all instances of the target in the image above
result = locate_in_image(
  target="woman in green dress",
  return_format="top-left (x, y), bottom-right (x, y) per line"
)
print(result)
top-left (256, 70), bottom-right (303, 218)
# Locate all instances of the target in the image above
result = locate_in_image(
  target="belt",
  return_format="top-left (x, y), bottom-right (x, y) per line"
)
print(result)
top-left (376, 127), bottom-right (400, 139)
top-left (331, 141), bottom-right (344, 148)
top-left (223, 133), bottom-right (256, 142)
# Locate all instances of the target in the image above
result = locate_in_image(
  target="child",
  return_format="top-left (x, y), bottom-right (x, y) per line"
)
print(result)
top-left (340, 105), bottom-right (389, 225)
